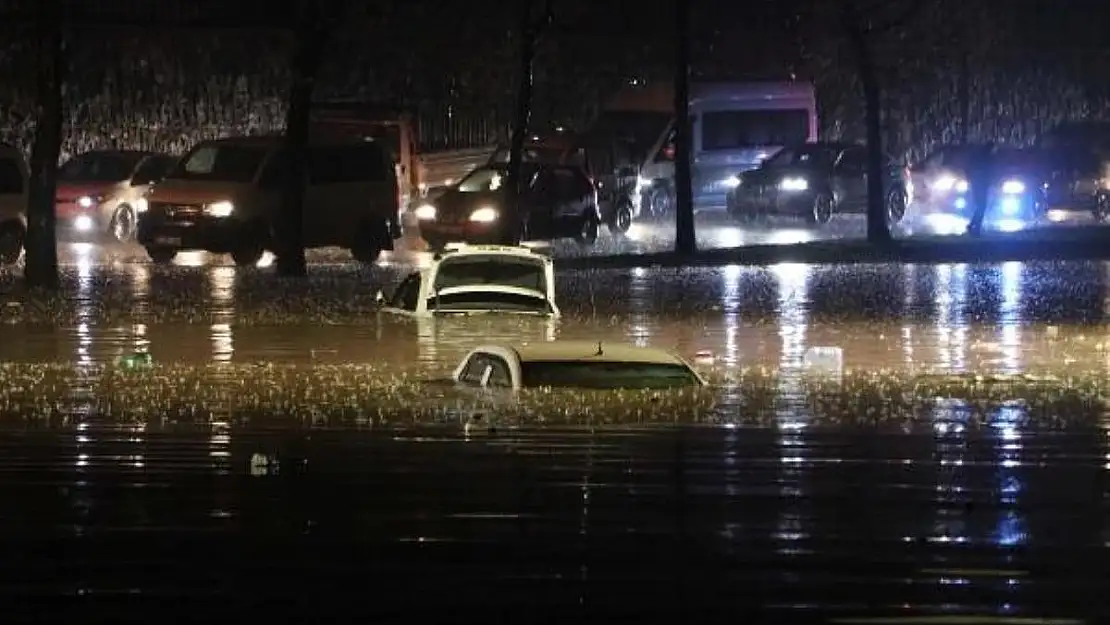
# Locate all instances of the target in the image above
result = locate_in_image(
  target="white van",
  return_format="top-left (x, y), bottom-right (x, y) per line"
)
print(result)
top-left (0, 144), bottom-right (28, 265)
top-left (137, 136), bottom-right (401, 266)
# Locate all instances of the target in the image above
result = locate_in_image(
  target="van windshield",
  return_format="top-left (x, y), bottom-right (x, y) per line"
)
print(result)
top-left (167, 145), bottom-right (269, 183)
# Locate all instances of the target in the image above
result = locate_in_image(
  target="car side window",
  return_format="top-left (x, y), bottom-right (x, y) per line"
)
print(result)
top-left (459, 354), bottom-right (490, 387)
top-left (485, 356), bottom-right (512, 388)
top-left (257, 150), bottom-right (291, 190)
top-left (836, 148), bottom-right (866, 174)
top-left (389, 273), bottom-right (422, 311)
top-left (0, 158), bottom-right (23, 194)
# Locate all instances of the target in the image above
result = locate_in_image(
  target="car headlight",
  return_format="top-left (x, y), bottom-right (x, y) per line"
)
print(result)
top-left (134, 197), bottom-right (149, 213)
top-left (76, 195), bottom-right (97, 208)
top-left (722, 175), bottom-right (741, 189)
top-left (1001, 179), bottom-right (1025, 194)
top-left (932, 175), bottom-right (968, 193)
top-left (414, 203), bottom-right (436, 220)
top-left (778, 177), bottom-right (808, 192)
top-left (469, 206), bottom-right (498, 222)
top-left (204, 201), bottom-right (234, 217)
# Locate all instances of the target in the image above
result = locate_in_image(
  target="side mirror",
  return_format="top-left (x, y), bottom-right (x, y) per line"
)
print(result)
top-left (374, 290), bottom-right (386, 305)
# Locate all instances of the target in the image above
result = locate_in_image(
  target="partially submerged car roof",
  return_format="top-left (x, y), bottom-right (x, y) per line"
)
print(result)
top-left (433, 244), bottom-right (551, 262)
top-left (504, 341), bottom-right (689, 365)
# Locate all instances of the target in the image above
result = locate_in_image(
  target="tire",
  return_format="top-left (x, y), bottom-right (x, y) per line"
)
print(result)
top-left (885, 188), bottom-right (907, 227)
top-left (574, 212), bottom-right (600, 246)
top-left (0, 221), bottom-right (24, 265)
top-left (146, 246), bottom-right (177, 265)
top-left (607, 201), bottom-right (633, 234)
top-left (231, 242), bottom-right (265, 267)
top-left (109, 204), bottom-right (137, 243)
top-left (806, 193), bottom-right (834, 226)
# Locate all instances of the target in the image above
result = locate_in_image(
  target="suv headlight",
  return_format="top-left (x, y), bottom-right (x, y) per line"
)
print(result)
top-left (414, 203), bottom-right (436, 220)
top-left (77, 195), bottom-right (99, 208)
top-left (1001, 179), bottom-right (1025, 194)
top-left (204, 201), bottom-right (234, 217)
top-left (469, 207), bottom-right (498, 222)
top-left (778, 177), bottom-right (808, 192)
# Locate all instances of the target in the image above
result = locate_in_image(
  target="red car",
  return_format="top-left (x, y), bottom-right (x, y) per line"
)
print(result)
top-left (56, 150), bottom-right (176, 242)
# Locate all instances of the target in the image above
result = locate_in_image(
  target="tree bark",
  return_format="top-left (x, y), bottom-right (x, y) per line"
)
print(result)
top-left (847, 20), bottom-right (892, 244)
top-left (24, 10), bottom-right (63, 290)
top-left (275, 2), bottom-right (327, 277)
top-left (499, 0), bottom-right (541, 246)
top-left (673, 0), bottom-right (696, 255)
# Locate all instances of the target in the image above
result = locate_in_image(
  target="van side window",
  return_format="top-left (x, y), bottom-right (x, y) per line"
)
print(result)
top-left (257, 150), bottom-right (291, 190)
top-left (309, 145), bottom-right (390, 185)
top-left (0, 158), bottom-right (22, 194)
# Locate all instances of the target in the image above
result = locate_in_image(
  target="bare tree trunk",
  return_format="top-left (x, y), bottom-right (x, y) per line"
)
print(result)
top-left (500, 0), bottom-right (543, 246)
top-left (275, 2), bottom-right (327, 277)
top-left (847, 21), bottom-right (892, 244)
top-left (673, 0), bottom-right (695, 255)
top-left (24, 10), bottom-right (63, 290)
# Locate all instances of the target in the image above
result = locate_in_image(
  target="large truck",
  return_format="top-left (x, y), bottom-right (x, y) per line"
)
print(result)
top-left (594, 81), bottom-right (818, 215)
top-left (309, 102), bottom-right (494, 209)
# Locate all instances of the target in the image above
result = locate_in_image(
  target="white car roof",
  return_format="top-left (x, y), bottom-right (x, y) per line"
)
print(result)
top-left (496, 340), bottom-right (689, 365)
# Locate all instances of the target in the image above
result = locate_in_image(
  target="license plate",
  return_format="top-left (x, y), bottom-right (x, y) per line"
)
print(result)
top-left (154, 236), bottom-right (181, 246)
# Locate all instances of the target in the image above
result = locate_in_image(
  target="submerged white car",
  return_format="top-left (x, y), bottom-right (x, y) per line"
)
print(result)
top-left (453, 340), bottom-right (706, 391)
top-left (377, 244), bottom-right (560, 318)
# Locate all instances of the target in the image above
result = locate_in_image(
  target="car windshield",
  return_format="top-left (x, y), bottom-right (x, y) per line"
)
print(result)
top-left (167, 144), bottom-right (269, 183)
top-left (428, 290), bottom-right (550, 314)
top-left (59, 153), bottom-right (142, 182)
top-left (434, 256), bottom-right (546, 292)
top-left (521, 361), bottom-right (701, 390)
top-left (457, 167), bottom-right (507, 192)
top-left (765, 145), bottom-right (833, 168)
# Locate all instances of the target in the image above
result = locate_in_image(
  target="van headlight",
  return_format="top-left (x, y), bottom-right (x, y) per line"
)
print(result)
top-left (469, 206), bottom-right (498, 222)
top-left (414, 203), bottom-right (436, 220)
top-left (204, 201), bottom-right (234, 217)
top-left (778, 177), bottom-right (808, 192)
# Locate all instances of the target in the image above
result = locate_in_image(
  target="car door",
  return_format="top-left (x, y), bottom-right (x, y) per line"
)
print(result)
top-left (381, 272), bottom-right (423, 316)
top-left (832, 147), bottom-right (867, 211)
top-left (525, 169), bottom-right (557, 238)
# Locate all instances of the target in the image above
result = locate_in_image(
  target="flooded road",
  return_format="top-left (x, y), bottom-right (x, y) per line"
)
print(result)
top-left (0, 243), bottom-right (1107, 622)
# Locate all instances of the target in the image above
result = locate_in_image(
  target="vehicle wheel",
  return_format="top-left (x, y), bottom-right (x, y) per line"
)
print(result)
top-left (885, 188), bottom-right (907, 226)
top-left (807, 193), bottom-right (834, 225)
top-left (0, 221), bottom-right (24, 265)
top-left (146, 246), bottom-right (177, 265)
top-left (109, 204), bottom-right (137, 243)
top-left (575, 212), bottom-right (600, 246)
top-left (647, 186), bottom-right (674, 219)
top-left (231, 242), bottom-right (265, 267)
top-left (607, 201), bottom-right (633, 234)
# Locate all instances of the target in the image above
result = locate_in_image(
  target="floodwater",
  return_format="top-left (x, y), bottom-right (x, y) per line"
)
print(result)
top-left (0, 245), bottom-right (1108, 621)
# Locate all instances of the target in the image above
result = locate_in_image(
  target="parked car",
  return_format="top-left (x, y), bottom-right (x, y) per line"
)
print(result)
top-left (412, 162), bottom-right (601, 250)
top-left (376, 244), bottom-right (559, 318)
top-left (137, 136), bottom-right (401, 266)
top-left (55, 150), bottom-right (176, 242)
top-left (0, 144), bottom-right (27, 265)
top-left (726, 141), bottom-right (908, 226)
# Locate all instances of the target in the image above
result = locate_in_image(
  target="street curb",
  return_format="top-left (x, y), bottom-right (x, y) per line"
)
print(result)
top-left (556, 227), bottom-right (1110, 270)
